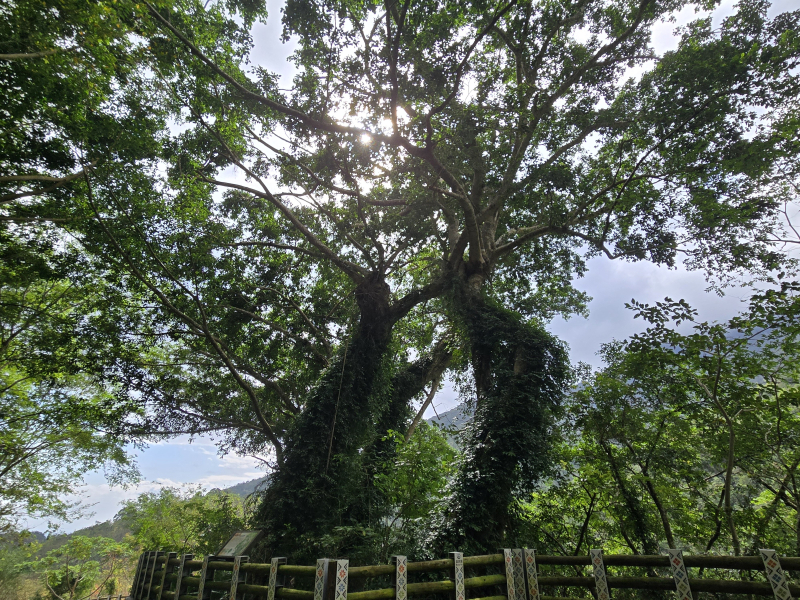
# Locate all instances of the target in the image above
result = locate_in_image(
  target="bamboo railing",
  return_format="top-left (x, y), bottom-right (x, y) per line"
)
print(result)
top-left (128, 549), bottom-right (800, 600)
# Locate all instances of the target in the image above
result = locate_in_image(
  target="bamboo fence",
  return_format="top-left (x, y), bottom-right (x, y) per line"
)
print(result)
top-left (124, 549), bottom-right (799, 600)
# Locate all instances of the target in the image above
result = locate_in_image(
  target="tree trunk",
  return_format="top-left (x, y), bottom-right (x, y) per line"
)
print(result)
top-left (257, 274), bottom-right (398, 560)
top-left (435, 282), bottom-right (570, 553)
top-left (601, 440), bottom-right (659, 555)
top-left (643, 476), bottom-right (675, 549)
top-left (749, 456), bottom-right (800, 553)
top-left (724, 422), bottom-right (741, 556)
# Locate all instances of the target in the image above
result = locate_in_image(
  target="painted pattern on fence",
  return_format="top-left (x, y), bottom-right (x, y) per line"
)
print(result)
top-left (590, 549), bottom-right (610, 600)
top-left (524, 548), bottom-right (540, 600)
top-left (762, 549), bottom-right (794, 600)
top-left (668, 549), bottom-right (692, 600)
top-left (394, 555), bottom-right (408, 600)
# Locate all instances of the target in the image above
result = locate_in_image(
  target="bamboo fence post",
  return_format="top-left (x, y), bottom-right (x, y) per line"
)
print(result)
top-left (156, 552), bottom-right (178, 600)
top-left (335, 559), bottom-right (350, 600)
top-left (135, 552), bottom-right (154, 600)
top-left (451, 552), bottom-right (466, 600)
top-left (198, 555), bottom-right (233, 600)
top-left (269, 557), bottom-right (289, 600)
top-left (667, 549), bottom-right (692, 600)
top-left (391, 555), bottom-right (408, 600)
top-left (315, 559), bottom-right (333, 600)
top-left (130, 555), bottom-right (144, 600)
top-left (145, 551), bottom-right (166, 600)
top-left (503, 549), bottom-right (517, 600)
top-left (761, 550), bottom-right (794, 600)
top-left (173, 554), bottom-right (194, 600)
top-left (523, 549), bottom-right (540, 600)
top-left (135, 552), bottom-right (152, 600)
top-left (513, 550), bottom-right (526, 600)
top-left (230, 555), bottom-right (249, 600)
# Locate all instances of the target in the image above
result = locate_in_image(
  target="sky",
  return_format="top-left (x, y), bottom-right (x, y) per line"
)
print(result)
top-left (28, 0), bottom-right (797, 534)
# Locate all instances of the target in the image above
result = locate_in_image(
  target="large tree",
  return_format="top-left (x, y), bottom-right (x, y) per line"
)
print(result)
top-left (2, 0), bottom-right (798, 555)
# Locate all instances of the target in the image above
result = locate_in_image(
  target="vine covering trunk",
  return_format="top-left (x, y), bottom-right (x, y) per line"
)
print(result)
top-left (435, 285), bottom-right (571, 553)
top-left (257, 275), bottom-right (396, 558)
top-left (257, 275), bottom-right (443, 560)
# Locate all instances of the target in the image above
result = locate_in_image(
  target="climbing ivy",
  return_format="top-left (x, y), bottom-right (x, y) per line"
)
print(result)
top-left (435, 294), bottom-right (571, 553)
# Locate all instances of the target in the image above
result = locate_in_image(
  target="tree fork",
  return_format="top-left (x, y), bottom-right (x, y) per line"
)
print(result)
top-left (257, 273), bottom-right (434, 558)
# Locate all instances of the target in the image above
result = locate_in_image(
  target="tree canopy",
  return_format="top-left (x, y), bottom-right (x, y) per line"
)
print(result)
top-left (531, 282), bottom-right (800, 558)
top-left (115, 486), bottom-right (247, 556)
top-left (1, 0), bottom-right (799, 555)
top-left (0, 248), bottom-right (139, 532)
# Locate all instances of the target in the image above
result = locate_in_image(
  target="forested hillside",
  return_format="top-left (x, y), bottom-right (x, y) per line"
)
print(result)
top-left (31, 478), bottom-right (264, 556)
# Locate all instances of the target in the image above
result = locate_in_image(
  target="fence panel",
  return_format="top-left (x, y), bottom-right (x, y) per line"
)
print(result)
top-left (127, 551), bottom-right (800, 600)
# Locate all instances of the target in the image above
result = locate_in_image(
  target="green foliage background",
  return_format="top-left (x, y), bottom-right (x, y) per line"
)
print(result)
top-left (1, 0), bottom-right (800, 578)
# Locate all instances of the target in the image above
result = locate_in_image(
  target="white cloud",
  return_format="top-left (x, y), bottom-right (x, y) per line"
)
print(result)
top-left (20, 439), bottom-right (267, 534)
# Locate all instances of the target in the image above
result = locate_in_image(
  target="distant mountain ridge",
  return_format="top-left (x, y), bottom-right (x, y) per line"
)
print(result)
top-left (31, 477), bottom-right (269, 551)
top-left (223, 475), bottom-right (271, 498)
top-left (426, 403), bottom-right (471, 431)
top-left (36, 518), bottom-right (132, 554)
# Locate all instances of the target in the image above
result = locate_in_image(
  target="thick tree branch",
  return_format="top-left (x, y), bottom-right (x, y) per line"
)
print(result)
top-left (216, 240), bottom-right (324, 260)
top-left (248, 129), bottom-right (407, 208)
top-left (265, 286), bottom-right (333, 356)
top-left (83, 169), bottom-right (286, 464)
top-left (202, 177), bottom-right (369, 280)
top-left (405, 340), bottom-right (452, 441)
top-left (146, 1), bottom-right (487, 267)
top-left (0, 162), bottom-right (98, 204)
top-left (0, 47), bottom-right (76, 60)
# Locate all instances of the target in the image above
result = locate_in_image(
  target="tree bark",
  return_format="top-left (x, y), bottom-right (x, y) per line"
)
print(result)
top-left (643, 477), bottom-right (675, 549)
top-left (257, 273), bottom-right (451, 559)
top-left (600, 440), bottom-right (659, 555)
top-left (257, 274), bottom-right (397, 558)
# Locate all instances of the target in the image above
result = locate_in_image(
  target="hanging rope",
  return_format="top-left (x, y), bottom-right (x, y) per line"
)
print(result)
top-left (324, 338), bottom-right (349, 475)
top-left (324, 293), bottom-right (357, 475)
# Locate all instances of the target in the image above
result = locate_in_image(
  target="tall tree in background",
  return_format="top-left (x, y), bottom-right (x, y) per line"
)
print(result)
top-left (532, 282), bottom-right (800, 558)
top-left (0, 235), bottom-right (139, 532)
top-left (1, 0), bottom-right (798, 554)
